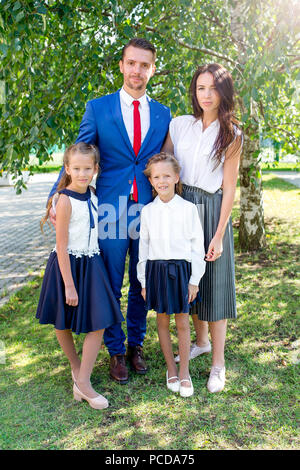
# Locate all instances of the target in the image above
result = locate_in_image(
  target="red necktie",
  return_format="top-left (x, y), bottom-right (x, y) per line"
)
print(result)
top-left (132, 100), bottom-right (141, 202)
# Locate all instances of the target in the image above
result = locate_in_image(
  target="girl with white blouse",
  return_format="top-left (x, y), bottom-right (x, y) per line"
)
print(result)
top-left (137, 152), bottom-right (206, 397)
top-left (163, 63), bottom-right (243, 393)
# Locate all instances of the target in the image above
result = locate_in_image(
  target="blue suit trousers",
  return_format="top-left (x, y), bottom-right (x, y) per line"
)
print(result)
top-left (99, 200), bottom-right (147, 356)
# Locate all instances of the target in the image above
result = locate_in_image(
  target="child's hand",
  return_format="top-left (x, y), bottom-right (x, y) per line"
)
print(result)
top-left (188, 284), bottom-right (199, 303)
top-left (65, 285), bottom-right (78, 306)
top-left (205, 234), bottom-right (223, 262)
top-left (141, 288), bottom-right (146, 301)
top-left (49, 193), bottom-right (59, 228)
top-left (49, 207), bottom-right (57, 228)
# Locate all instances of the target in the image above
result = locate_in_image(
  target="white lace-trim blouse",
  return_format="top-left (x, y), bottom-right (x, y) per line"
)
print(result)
top-left (53, 189), bottom-right (100, 258)
top-left (169, 115), bottom-right (242, 193)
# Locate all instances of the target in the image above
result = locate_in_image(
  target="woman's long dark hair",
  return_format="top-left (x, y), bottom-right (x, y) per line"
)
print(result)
top-left (189, 63), bottom-right (242, 167)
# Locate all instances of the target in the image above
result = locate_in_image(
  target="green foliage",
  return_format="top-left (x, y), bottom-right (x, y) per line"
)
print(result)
top-left (0, 0), bottom-right (299, 191)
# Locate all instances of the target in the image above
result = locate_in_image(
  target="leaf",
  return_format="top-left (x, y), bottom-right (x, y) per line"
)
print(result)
top-left (37, 5), bottom-right (48, 15)
top-left (15, 10), bottom-right (25, 22)
top-left (13, 1), bottom-right (22, 11)
top-left (251, 87), bottom-right (259, 101)
top-left (0, 43), bottom-right (8, 56)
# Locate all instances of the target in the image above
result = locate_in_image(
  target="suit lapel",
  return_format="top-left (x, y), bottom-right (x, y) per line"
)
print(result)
top-left (110, 90), bottom-right (135, 158)
top-left (138, 97), bottom-right (158, 159)
top-left (110, 91), bottom-right (161, 159)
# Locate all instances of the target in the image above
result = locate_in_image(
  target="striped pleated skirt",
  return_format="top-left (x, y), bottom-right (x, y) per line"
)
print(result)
top-left (182, 184), bottom-right (237, 321)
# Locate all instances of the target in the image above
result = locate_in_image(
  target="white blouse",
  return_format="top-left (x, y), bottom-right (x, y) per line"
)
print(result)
top-left (54, 191), bottom-right (100, 258)
top-left (137, 194), bottom-right (206, 288)
top-left (169, 115), bottom-right (242, 193)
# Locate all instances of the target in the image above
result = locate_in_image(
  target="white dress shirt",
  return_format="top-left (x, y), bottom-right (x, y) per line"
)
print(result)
top-left (119, 87), bottom-right (150, 147)
top-left (120, 87), bottom-right (150, 194)
top-left (137, 194), bottom-right (206, 288)
top-left (169, 115), bottom-right (242, 193)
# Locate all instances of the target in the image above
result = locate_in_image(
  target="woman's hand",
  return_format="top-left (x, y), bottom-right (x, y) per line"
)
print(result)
top-left (141, 288), bottom-right (146, 301)
top-left (188, 284), bottom-right (199, 303)
top-left (65, 285), bottom-right (78, 306)
top-left (205, 234), bottom-right (223, 262)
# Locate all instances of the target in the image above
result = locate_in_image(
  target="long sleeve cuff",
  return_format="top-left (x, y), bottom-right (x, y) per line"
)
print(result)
top-left (189, 259), bottom-right (206, 286)
top-left (137, 260), bottom-right (146, 288)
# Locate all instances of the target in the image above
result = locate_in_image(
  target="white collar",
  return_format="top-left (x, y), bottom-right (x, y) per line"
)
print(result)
top-left (196, 117), bottom-right (219, 132)
top-left (120, 87), bottom-right (149, 108)
top-left (153, 194), bottom-right (181, 209)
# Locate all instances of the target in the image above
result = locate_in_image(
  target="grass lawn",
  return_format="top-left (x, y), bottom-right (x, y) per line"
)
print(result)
top-left (261, 162), bottom-right (299, 172)
top-left (0, 174), bottom-right (299, 450)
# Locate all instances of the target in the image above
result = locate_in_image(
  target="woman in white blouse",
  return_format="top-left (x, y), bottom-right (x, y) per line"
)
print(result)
top-left (162, 63), bottom-right (243, 393)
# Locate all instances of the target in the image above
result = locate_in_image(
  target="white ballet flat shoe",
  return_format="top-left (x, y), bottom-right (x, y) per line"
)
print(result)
top-left (71, 370), bottom-right (76, 382)
top-left (73, 382), bottom-right (109, 409)
top-left (166, 371), bottom-right (180, 393)
top-left (207, 366), bottom-right (226, 393)
top-left (179, 376), bottom-right (194, 397)
top-left (175, 342), bottom-right (211, 363)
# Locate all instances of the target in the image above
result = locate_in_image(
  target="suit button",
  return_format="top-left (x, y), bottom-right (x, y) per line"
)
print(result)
top-left (128, 180), bottom-right (132, 184)
top-left (135, 161), bottom-right (138, 165)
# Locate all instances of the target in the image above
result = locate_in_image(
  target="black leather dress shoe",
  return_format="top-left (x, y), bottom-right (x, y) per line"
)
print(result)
top-left (109, 354), bottom-right (129, 384)
top-left (127, 346), bottom-right (148, 375)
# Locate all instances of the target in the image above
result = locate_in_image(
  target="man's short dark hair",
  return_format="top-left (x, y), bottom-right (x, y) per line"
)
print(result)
top-left (121, 38), bottom-right (156, 62)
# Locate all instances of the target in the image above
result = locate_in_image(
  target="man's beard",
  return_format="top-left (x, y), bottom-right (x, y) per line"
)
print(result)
top-left (126, 77), bottom-right (145, 91)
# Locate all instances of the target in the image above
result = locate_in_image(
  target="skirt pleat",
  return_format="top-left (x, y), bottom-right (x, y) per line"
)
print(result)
top-left (36, 251), bottom-right (124, 334)
top-left (182, 184), bottom-right (237, 321)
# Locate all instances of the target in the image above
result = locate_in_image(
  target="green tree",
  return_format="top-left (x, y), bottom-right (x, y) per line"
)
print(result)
top-left (0, 0), bottom-right (299, 250)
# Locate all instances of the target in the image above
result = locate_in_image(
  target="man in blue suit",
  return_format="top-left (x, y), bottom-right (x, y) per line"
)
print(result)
top-left (49, 38), bottom-right (171, 384)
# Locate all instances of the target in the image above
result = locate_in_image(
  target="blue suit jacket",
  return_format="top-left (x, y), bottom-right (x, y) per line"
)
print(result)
top-left (50, 90), bottom-right (171, 220)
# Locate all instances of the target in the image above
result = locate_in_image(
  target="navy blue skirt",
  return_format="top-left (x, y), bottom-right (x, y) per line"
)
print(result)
top-left (145, 259), bottom-right (200, 315)
top-left (36, 251), bottom-right (124, 335)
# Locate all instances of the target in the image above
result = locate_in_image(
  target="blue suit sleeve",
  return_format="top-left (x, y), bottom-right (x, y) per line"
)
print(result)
top-left (48, 165), bottom-right (65, 200)
top-left (47, 101), bottom-right (98, 201)
top-left (75, 100), bottom-right (98, 145)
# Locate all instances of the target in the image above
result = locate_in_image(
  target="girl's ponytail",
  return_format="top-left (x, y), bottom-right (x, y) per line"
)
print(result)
top-left (40, 170), bottom-right (72, 232)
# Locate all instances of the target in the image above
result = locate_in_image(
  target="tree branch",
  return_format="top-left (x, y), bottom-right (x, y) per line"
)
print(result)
top-left (269, 126), bottom-right (297, 139)
top-left (176, 39), bottom-right (240, 68)
top-left (137, 20), bottom-right (241, 70)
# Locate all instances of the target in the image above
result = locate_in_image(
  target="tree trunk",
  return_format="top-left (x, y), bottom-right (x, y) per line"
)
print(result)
top-left (239, 125), bottom-right (266, 250)
top-left (230, 0), bottom-right (266, 250)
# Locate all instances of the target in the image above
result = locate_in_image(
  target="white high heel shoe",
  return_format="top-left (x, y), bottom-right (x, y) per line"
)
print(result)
top-left (166, 371), bottom-right (180, 393)
top-left (73, 382), bottom-right (109, 409)
top-left (179, 376), bottom-right (194, 397)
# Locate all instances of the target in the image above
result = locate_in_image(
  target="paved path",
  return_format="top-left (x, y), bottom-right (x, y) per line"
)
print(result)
top-left (264, 171), bottom-right (300, 188)
top-left (0, 174), bottom-right (57, 306)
